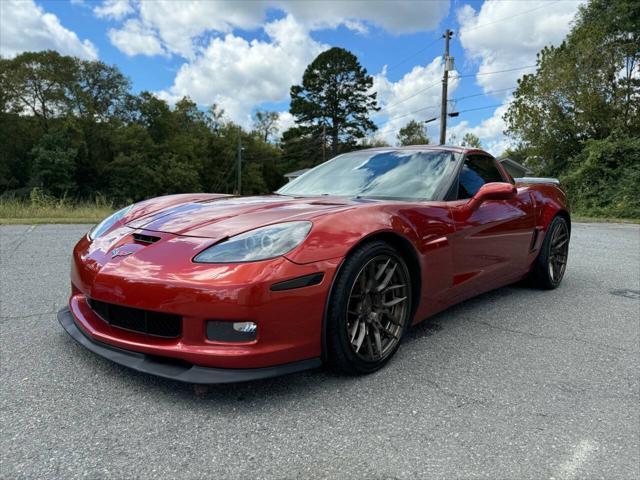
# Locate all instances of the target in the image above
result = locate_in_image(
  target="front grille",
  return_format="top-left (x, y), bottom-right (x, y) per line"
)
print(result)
top-left (88, 299), bottom-right (181, 338)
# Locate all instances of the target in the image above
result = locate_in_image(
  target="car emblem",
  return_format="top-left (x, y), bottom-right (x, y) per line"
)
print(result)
top-left (110, 246), bottom-right (135, 258)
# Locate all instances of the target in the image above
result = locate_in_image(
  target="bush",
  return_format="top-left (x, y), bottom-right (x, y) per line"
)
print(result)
top-left (562, 136), bottom-right (640, 218)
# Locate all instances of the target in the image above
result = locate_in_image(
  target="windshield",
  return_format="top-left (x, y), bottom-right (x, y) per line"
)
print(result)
top-left (278, 149), bottom-right (458, 201)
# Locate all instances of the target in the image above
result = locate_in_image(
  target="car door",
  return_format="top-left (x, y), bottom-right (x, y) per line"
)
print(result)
top-left (447, 154), bottom-right (535, 301)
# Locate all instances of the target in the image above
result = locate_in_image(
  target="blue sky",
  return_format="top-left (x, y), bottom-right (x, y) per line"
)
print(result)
top-left (1, 0), bottom-right (584, 153)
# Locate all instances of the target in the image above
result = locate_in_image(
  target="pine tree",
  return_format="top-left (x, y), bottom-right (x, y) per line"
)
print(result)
top-left (290, 47), bottom-right (379, 157)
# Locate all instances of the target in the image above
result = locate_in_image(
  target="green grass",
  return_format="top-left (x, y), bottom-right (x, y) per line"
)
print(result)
top-left (0, 194), bottom-right (114, 225)
top-left (572, 215), bottom-right (640, 224)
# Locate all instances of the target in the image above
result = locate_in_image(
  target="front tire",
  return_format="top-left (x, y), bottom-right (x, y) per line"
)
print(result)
top-left (530, 215), bottom-right (570, 289)
top-left (326, 241), bottom-right (413, 375)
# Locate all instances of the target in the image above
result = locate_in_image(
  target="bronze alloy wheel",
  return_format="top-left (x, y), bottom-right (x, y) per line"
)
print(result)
top-left (345, 254), bottom-right (411, 362)
top-left (548, 220), bottom-right (569, 284)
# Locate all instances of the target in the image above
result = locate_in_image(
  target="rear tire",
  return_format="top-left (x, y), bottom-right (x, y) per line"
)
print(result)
top-left (530, 215), bottom-right (570, 289)
top-left (326, 241), bottom-right (413, 375)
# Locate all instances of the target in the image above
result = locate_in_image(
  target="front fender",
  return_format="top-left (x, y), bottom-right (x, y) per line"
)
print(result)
top-left (284, 204), bottom-right (424, 265)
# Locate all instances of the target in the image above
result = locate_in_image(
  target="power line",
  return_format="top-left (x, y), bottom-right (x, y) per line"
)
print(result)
top-left (383, 103), bottom-right (441, 123)
top-left (451, 64), bottom-right (537, 79)
top-left (384, 36), bottom-right (442, 74)
top-left (378, 79), bottom-right (442, 112)
top-left (377, 86), bottom-right (516, 127)
top-left (374, 102), bottom-right (505, 139)
top-left (379, 64), bottom-right (533, 114)
top-left (455, 103), bottom-right (504, 114)
top-left (460, 1), bottom-right (562, 34)
top-left (372, 118), bottom-right (440, 141)
top-left (453, 86), bottom-right (516, 101)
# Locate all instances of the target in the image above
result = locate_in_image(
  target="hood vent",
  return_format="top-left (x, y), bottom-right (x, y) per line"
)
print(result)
top-left (133, 233), bottom-right (161, 244)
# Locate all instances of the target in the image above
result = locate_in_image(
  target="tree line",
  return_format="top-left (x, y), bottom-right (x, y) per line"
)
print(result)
top-left (0, 47), bottom-right (388, 206)
top-left (1, 0), bottom-right (638, 217)
top-left (504, 0), bottom-right (639, 218)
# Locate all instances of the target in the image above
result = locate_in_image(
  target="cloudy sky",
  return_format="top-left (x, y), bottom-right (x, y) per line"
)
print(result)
top-left (0, 0), bottom-right (584, 154)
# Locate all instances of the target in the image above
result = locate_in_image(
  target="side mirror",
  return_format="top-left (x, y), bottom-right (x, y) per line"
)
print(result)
top-left (468, 182), bottom-right (517, 210)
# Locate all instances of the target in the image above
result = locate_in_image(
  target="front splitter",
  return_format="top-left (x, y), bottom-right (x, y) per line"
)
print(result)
top-left (57, 307), bottom-right (322, 384)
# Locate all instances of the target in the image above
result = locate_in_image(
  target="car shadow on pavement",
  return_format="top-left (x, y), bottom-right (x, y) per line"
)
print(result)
top-left (404, 280), bottom-right (537, 343)
top-left (57, 330), bottom-right (349, 404)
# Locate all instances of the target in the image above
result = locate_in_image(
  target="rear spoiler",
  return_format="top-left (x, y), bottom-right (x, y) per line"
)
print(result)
top-left (514, 177), bottom-right (560, 185)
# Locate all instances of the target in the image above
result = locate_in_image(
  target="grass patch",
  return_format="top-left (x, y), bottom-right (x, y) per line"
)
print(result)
top-left (573, 215), bottom-right (640, 224)
top-left (0, 217), bottom-right (109, 224)
top-left (0, 189), bottom-right (113, 225)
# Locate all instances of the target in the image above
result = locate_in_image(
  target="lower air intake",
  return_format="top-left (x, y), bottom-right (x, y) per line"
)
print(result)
top-left (88, 298), bottom-right (181, 338)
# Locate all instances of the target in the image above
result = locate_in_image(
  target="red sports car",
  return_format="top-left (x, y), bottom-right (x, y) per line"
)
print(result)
top-left (58, 146), bottom-right (570, 383)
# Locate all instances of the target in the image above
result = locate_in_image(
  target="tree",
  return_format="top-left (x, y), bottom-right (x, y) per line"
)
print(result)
top-left (108, 151), bottom-right (159, 203)
top-left (72, 58), bottom-right (130, 121)
top-left (279, 126), bottom-right (324, 172)
top-left (290, 47), bottom-right (379, 157)
top-left (461, 133), bottom-right (482, 148)
top-left (397, 120), bottom-right (429, 146)
top-left (0, 50), bottom-right (308, 202)
top-left (360, 137), bottom-right (391, 148)
top-left (504, 0), bottom-right (639, 175)
top-left (502, 0), bottom-right (639, 218)
top-left (253, 110), bottom-right (280, 142)
top-left (130, 91), bottom-right (176, 143)
top-left (31, 129), bottom-right (78, 197)
top-left (562, 136), bottom-right (640, 218)
top-left (205, 103), bottom-right (226, 134)
top-left (1, 51), bottom-right (76, 128)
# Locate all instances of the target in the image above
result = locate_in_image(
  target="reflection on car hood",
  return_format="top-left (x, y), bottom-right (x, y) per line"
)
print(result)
top-left (126, 195), bottom-right (359, 238)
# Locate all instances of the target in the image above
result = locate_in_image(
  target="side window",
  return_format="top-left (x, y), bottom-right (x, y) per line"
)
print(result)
top-left (457, 155), bottom-right (505, 199)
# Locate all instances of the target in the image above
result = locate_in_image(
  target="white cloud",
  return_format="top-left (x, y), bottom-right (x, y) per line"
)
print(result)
top-left (158, 16), bottom-right (327, 127)
top-left (458, 1), bottom-right (584, 95)
top-left (279, 0), bottom-right (450, 34)
top-left (372, 58), bottom-right (459, 145)
top-left (453, 0), bottom-right (584, 151)
top-left (99, 1), bottom-right (450, 129)
top-left (275, 111), bottom-right (296, 137)
top-left (108, 19), bottom-right (167, 57)
top-left (103, 0), bottom-right (450, 58)
top-left (134, 0), bottom-right (266, 59)
top-left (0, 0), bottom-right (97, 59)
top-left (94, 0), bottom-right (134, 20)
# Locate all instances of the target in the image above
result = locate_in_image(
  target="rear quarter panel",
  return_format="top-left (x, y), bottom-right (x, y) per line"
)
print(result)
top-left (518, 182), bottom-right (570, 254)
top-left (527, 184), bottom-right (570, 229)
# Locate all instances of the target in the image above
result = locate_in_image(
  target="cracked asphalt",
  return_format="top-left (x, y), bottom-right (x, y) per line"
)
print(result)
top-left (1, 222), bottom-right (639, 479)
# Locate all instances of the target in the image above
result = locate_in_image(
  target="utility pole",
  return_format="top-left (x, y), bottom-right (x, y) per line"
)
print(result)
top-left (439, 29), bottom-right (453, 145)
top-left (321, 124), bottom-right (326, 162)
top-left (236, 127), bottom-right (242, 195)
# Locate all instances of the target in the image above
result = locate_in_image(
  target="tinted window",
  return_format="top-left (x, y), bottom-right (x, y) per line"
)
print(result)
top-left (457, 155), bottom-right (504, 199)
top-left (277, 149), bottom-right (458, 201)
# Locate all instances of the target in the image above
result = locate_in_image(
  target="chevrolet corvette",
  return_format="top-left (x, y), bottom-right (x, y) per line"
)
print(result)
top-left (58, 146), bottom-right (570, 383)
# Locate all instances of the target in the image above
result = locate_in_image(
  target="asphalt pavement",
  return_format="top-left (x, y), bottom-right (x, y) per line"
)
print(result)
top-left (1, 222), bottom-right (638, 479)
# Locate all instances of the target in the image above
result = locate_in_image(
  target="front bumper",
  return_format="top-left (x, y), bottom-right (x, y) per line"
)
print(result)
top-left (58, 307), bottom-right (322, 384)
top-left (69, 228), bottom-right (343, 369)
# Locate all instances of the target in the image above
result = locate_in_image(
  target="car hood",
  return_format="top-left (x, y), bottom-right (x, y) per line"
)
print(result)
top-left (126, 195), bottom-right (359, 239)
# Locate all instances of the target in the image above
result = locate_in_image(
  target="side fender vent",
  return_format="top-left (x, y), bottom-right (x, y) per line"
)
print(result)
top-left (530, 227), bottom-right (542, 251)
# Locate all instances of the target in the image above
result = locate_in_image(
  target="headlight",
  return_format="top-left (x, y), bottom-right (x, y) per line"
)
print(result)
top-left (194, 221), bottom-right (312, 263)
top-left (88, 204), bottom-right (133, 240)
